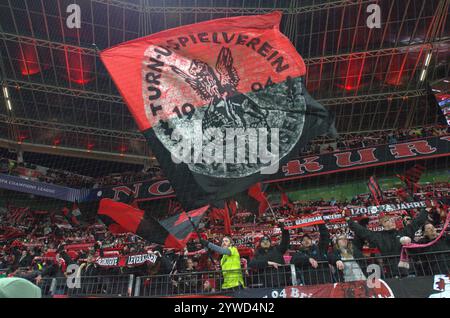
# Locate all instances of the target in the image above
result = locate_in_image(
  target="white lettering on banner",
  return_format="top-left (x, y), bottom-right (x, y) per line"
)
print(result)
top-left (127, 253), bottom-right (158, 265)
top-left (284, 214), bottom-right (324, 229)
top-left (349, 201), bottom-right (427, 216)
top-left (270, 289), bottom-right (312, 298)
top-left (0, 176), bottom-right (60, 194)
top-left (97, 257), bottom-right (118, 267)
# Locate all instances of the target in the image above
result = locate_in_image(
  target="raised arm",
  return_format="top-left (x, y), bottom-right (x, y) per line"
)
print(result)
top-left (205, 242), bottom-right (232, 256)
top-left (400, 208), bottom-right (428, 238)
top-left (318, 224), bottom-right (331, 255)
top-left (277, 229), bottom-right (290, 255)
top-left (347, 220), bottom-right (379, 246)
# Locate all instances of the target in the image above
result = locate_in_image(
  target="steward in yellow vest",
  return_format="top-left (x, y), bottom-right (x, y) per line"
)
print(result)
top-left (201, 236), bottom-right (244, 290)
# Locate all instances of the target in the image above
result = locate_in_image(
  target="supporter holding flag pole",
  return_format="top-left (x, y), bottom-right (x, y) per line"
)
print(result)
top-left (367, 176), bottom-right (383, 205)
top-left (187, 212), bottom-right (217, 266)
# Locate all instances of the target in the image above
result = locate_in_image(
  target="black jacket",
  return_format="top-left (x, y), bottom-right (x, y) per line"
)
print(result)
top-left (347, 209), bottom-right (428, 256)
top-left (290, 224), bottom-right (333, 285)
top-left (17, 254), bottom-right (33, 268)
top-left (248, 229), bottom-right (290, 288)
top-left (408, 233), bottom-right (450, 275)
top-left (249, 229), bottom-right (290, 269)
top-left (415, 233), bottom-right (450, 252)
top-left (290, 224), bottom-right (331, 268)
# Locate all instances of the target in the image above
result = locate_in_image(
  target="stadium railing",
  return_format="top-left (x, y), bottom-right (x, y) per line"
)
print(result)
top-left (40, 274), bottom-right (134, 298)
top-left (37, 250), bottom-right (450, 298)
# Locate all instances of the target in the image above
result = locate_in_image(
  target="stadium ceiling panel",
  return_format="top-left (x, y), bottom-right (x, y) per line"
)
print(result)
top-left (0, 0), bottom-right (448, 159)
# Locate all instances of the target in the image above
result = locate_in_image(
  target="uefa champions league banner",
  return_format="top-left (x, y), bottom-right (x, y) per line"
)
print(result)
top-left (0, 173), bottom-right (90, 202)
top-left (91, 135), bottom-right (449, 202)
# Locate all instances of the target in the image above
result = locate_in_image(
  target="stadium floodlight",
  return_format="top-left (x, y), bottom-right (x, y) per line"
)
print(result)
top-left (2, 85), bottom-right (12, 110)
top-left (419, 69), bottom-right (427, 82)
top-left (424, 52), bottom-right (432, 67)
top-left (2, 85), bottom-right (9, 99)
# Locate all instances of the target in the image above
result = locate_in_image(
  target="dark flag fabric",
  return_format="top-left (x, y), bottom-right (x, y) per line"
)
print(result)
top-left (167, 199), bottom-right (184, 216)
top-left (209, 205), bottom-right (232, 235)
top-left (248, 183), bottom-right (270, 216)
top-left (98, 199), bottom-right (209, 249)
top-left (397, 164), bottom-right (426, 194)
top-left (107, 223), bottom-right (129, 235)
top-left (228, 200), bottom-right (238, 217)
top-left (367, 176), bottom-right (383, 205)
top-left (100, 11), bottom-right (335, 211)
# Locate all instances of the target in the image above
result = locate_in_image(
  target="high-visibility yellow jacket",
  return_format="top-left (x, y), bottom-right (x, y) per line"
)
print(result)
top-left (220, 246), bottom-right (244, 289)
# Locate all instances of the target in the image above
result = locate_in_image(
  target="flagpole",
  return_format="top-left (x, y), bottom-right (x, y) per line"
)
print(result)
top-left (262, 195), bottom-right (278, 221)
top-left (187, 213), bottom-right (217, 266)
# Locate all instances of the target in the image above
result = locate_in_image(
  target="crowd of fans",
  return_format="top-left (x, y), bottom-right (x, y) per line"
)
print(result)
top-left (0, 181), bottom-right (448, 296)
top-left (0, 158), bottom-right (163, 189)
top-left (0, 158), bottom-right (95, 188)
top-left (300, 124), bottom-right (449, 156)
top-left (1, 125), bottom-right (447, 190)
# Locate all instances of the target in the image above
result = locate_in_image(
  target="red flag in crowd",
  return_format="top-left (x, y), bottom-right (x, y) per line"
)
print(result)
top-left (209, 203), bottom-right (233, 235)
top-left (228, 200), bottom-right (238, 217)
top-left (98, 199), bottom-right (209, 249)
top-left (367, 176), bottom-right (383, 205)
top-left (248, 183), bottom-right (270, 216)
top-left (277, 184), bottom-right (294, 210)
top-left (397, 164), bottom-right (426, 194)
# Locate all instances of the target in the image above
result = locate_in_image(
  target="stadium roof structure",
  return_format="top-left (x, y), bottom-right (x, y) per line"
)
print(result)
top-left (0, 0), bottom-right (448, 165)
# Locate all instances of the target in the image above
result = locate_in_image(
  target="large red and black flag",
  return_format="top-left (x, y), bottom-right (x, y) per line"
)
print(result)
top-left (100, 12), bottom-right (335, 211)
top-left (209, 203), bottom-right (233, 235)
top-left (98, 199), bottom-right (209, 249)
top-left (397, 164), bottom-right (426, 195)
top-left (367, 176), bottom-right (383, 205)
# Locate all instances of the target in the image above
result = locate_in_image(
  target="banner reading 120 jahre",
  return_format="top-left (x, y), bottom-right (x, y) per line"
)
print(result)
top-left (101, 12), bottom-right (335, 211)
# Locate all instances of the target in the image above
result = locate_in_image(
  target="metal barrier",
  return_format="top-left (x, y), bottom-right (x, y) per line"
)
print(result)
top-left (135, 265), bottom-right (295, 297)
top-left (295, 250), bottom-right (450, 285)
top-left (39, 275), bottom-right (134, 298)
top-left (37, 277), bottom-right (57, 298)
top-left (32, 250), bottom-right (450, 298)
